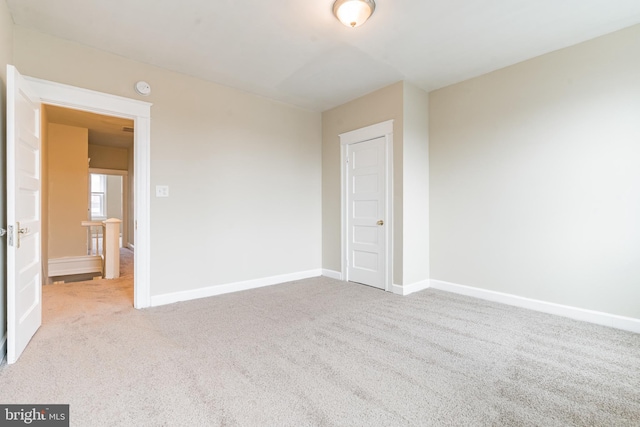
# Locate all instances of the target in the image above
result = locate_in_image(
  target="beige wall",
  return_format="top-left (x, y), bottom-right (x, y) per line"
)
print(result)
top-left (322, 82), bottom-right (404, 284)
top-left (47, 123), bottom-right (88, 259)
top-left (14, 26), bottom-right (322, 296)
top-left (88, 144), bottom-right (129, 170)
top-left (429, 24), bottom-right (640, 318)
top-left (0, 0), bottom-right (13, 351)
top-left (106, 175), bottom-right (123, 220)
top-left (106, 175), bottom-right (123, 239)
top-left (6, 4), bottom-right (636, 329)
top-left (402, 83), bottom-right (429, 286)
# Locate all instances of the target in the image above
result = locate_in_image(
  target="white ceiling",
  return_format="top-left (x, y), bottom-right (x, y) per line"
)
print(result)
top-left (7, 0), bottom-right (640, 111)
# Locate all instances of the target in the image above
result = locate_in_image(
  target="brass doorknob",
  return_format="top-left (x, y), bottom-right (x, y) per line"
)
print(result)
top-left (377, 220), bottom-right (384, 226)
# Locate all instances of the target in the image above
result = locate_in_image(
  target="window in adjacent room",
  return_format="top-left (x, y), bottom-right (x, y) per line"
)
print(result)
top-left (90, 173), bottom-right (107, 219)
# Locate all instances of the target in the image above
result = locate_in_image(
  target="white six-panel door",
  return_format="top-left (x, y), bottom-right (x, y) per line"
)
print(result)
top-left (7, 65), bottom-right (42, 364)
top-left (346, 137), bottom-right (386, 289)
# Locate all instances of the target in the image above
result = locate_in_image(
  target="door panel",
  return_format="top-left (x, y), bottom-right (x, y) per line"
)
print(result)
top-left (7, 65), bottom-right (42, 364)
top-left (347, 137), bottom-right (386, 289)
top-left (354, 174), bottom-right (378, 193)
top-left (354, 226), bottom-right (378, 244)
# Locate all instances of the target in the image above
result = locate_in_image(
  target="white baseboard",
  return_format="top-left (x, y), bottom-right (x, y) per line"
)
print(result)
top-left (48, 256), bottom-right (103, 277)
top-left (391, 279), bottom-right (430, 296)
top-left (1, 333), bottom-right (6, 364)
top-left (430, 279), bottom-right (640, 334)
top-left (322, 269), bottom-right (342, 280)
top-left (127, 243), bottom-right (135, 251)
top-left (151, 269), bottom-right (323, 307)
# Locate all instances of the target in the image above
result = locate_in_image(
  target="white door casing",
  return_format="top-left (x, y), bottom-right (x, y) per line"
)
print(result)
top-left (24, 74), bottom-right (152, 310)
top-left (340, 120), bottom-right (393, 291)
top-left (7, 65), bottom-right (42, 364)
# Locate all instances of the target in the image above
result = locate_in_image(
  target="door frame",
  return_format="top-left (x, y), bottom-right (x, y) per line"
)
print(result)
top-left (340, 120), bottom-right (394, 292)
top-left (26, 76), bottom-right (152, 309)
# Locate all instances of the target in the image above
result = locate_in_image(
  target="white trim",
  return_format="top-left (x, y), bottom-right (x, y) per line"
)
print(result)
top-left (339, 120), bottom-right (393, 145)
top-left (392, 279), bottom-right (430, 296)
top-left (134, 115), bottom-right (151, 308)
top-left (391, 284), bottom-right (404, 295)
top-left (150, 269), bottom-right (323, 307)
top-left (340, 120), bottom-right (394, 293)
top-left (48, 256), bottom-right (103, 277)
top-left (0, 333), bottom-right (6, 363)
top-left (89, 168), bottom-right (128, 176)
top-left (26, 75), bottom-right (152, 309)
top-left (322, 269), bottom-right (342, 280)
top-left (430, 280), bottom-right (640, 334)
top-left (26, 77), bottom-right (151, 118)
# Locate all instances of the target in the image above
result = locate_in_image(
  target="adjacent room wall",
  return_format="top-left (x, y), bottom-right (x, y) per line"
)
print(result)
top-left (429, 24), bottom-right (640, 319)
top-left (88, 144), bottom-right (129, 170)
top-left (322, 81), bottom-right (404, 285)
top-left (14, 26), bottom-right (322, 297)
top-left (105, 176), bottom-right (123, 220)
top-left (0, 0), bottom-right (14, 357)
top-left (105, 175), bottom-right (123, 239)
top-left (47, 123), bottom-right (89, 259)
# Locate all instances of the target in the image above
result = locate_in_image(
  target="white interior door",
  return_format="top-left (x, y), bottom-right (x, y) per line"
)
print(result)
top-left (6, 65), bottom-right (42, 364)
top-left (347, 137), bottom-right (386, 289)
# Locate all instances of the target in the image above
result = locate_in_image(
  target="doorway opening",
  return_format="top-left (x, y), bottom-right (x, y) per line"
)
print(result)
top-left (26, 74), bottom-right (152, 310)
top-left (41, 105), bottom-right (137, 321)
top-left (43, 105), bottom-right (134, 290)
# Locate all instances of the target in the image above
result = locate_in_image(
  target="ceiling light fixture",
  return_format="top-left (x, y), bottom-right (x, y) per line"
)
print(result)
top-left (333, 0), bottom-right (376, 28)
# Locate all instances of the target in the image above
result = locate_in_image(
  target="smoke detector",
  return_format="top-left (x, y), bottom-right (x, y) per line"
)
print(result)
top-left (135, 81), bottom-right (151, 96)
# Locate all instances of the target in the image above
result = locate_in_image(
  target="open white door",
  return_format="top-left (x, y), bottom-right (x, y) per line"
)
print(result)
top-left (6, 65), bottom-right (42, 364)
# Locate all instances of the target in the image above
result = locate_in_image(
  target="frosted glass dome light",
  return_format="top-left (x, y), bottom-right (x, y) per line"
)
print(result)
top-left (333, 0), bottom-right (376, 28)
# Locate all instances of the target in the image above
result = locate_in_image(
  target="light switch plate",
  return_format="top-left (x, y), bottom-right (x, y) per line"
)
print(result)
top-left (156, 185), bottom-right (169, 197)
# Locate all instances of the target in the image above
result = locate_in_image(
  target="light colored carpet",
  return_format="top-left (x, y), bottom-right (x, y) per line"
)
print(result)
top-left (1, 253), bottom-right (639, 426)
